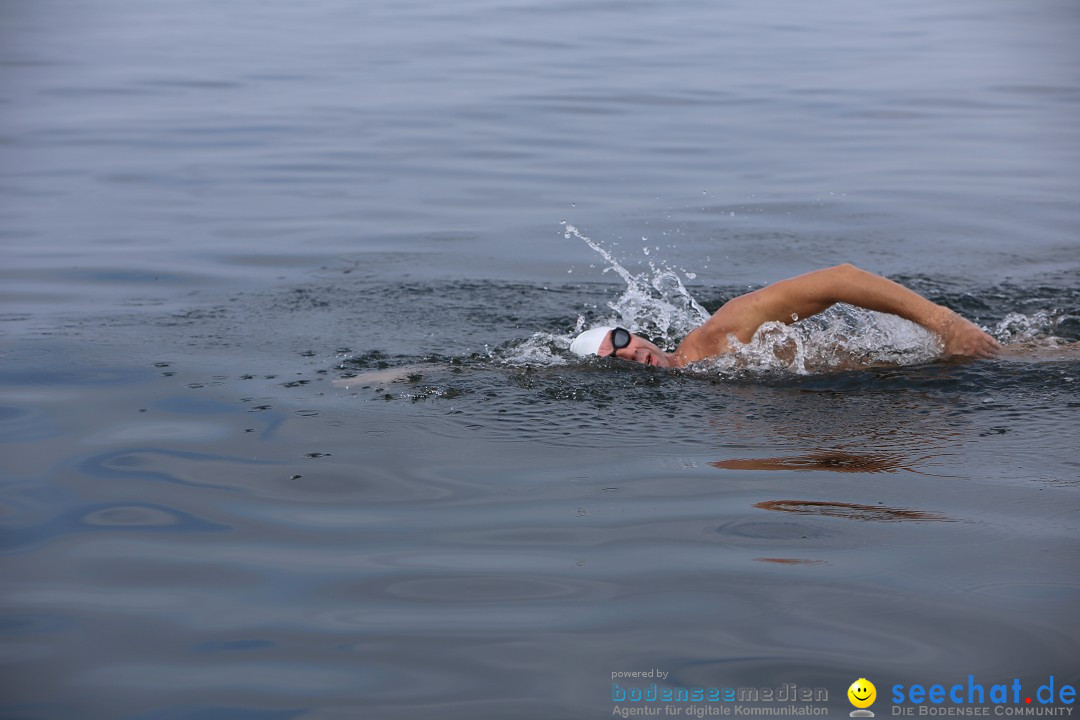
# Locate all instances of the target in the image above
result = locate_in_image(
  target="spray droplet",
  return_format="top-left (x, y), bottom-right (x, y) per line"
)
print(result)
top-left (565, 223), bottom-right (710, 346)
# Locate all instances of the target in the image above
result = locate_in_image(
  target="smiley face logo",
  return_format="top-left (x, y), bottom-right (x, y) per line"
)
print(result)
top-left (848, 678), bottom-right (876, 709)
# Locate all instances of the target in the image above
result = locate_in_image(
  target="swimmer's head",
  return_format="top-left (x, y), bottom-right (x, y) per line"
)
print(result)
top-left (569, 326), bottom-right (673, 368)
top-left (569, 326), bottom-right (616, 356)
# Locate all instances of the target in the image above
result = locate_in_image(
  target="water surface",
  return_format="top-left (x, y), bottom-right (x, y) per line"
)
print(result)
top-left (2, 0), bottom-right (1079, 718)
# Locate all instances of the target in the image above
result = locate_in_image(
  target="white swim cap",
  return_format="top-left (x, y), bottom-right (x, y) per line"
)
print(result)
top-left (570, 326), bottom-right (615, 356)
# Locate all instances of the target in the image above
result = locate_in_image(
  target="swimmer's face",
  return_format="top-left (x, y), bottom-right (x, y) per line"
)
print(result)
top-left (598, 331), bottom-right (672, 368)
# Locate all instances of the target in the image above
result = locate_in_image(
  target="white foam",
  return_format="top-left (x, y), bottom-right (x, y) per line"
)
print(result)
top-left (993, 310), bottom-right (1074, 344)
top-left (696, 307), bottom-right (941, 375)
top-left (499, 331), bottom-right (572, 367)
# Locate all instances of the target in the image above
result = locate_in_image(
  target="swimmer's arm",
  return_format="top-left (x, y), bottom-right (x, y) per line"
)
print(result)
top-left (332, 363), bottom-right (437, 389)
top-left (697, 264), bottom-right (999, 357)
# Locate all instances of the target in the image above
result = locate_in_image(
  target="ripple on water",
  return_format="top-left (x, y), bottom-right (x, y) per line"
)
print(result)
top-left (0, 404), bottom-right (59, 443)
top-left (79, 504), bottom-right (190, 528)
top-left (76, 661), bottom-right (360, 693)
top-left (191, 638), bottom-right (277, 654)
top-left (81, 421), bottom-right (234, 444)
top-left (373, 574), bottom-right (612, 604)
top-left (718, 519), bottom-right (835, 541)
top-left (0, 613), bottom-right (72, 637)
top-left (1, 502), bottom-right (230, 553)
top-left (76, 447), bottom-right (280, 493)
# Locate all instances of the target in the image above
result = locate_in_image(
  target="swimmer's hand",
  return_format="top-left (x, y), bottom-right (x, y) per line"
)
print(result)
top-left (934, 308), bottom-right (1001, 359)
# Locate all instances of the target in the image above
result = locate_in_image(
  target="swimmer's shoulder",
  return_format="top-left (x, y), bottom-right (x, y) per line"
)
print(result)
top-left (674, 322), bottom-right (737, 366)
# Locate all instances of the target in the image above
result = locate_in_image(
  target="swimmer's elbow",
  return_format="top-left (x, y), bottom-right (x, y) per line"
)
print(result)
top-left (825, 263), bottom-right (865, 299)
top-left (832, 262), bottom-right (859, 275)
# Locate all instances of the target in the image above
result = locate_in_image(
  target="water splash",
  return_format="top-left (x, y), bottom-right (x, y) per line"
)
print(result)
top-left (696, 306), bottom-right (942, 375)
top-left (562, 223), bottom-right (710, 348)
top-left (498, 331), bottom-right (571, 367)
top-left (993, 310), bottom-right (1076, 345)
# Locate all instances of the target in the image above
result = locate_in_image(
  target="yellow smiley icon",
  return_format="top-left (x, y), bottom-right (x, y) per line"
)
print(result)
top-left (848, 678), bottom-right (877, 709)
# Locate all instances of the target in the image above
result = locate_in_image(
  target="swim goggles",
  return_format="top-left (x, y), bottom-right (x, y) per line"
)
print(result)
top-left (605, 327), bottom-right (632, 357)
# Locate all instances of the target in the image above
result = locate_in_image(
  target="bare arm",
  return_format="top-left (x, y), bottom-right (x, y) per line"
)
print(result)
top-left (333, 363), bottom-right (437, 389)
top-left (674, 264), bottom-right (999, 363)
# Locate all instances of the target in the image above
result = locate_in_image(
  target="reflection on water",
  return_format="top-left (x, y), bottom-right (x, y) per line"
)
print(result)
top-left (753, 500), bottom-right (953, 523)
top-left (712, 451), bottom-right (918, 474)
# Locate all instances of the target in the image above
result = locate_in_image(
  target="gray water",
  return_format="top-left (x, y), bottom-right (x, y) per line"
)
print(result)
top-left (2, 0), bottom-right (1079, 718)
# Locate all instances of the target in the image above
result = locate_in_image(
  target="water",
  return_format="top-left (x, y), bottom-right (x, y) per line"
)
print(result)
top-left (2, 0), bottom-right (1079, 718)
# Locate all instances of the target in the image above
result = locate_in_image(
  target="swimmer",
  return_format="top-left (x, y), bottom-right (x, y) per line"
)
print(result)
top-left (570, 263), bottom-right (1001, 366)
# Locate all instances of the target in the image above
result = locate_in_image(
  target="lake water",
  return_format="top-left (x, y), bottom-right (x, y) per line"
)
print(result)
top-left (2, 0), bottom-right (1078, 718)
